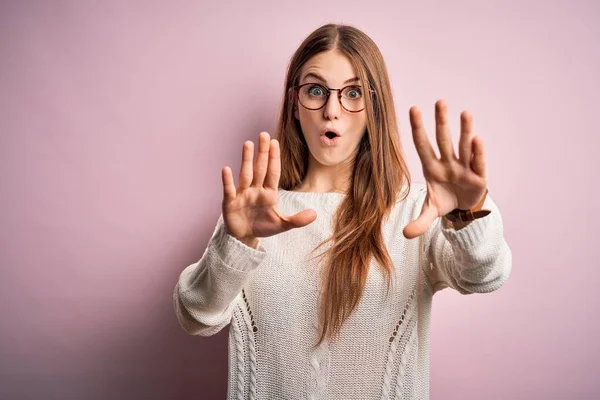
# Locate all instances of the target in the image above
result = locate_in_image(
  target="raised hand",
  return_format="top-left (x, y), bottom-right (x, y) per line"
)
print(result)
top-left (403, 100), bottom-right (488, 239)
top-left (221, 132), bottom-right (317, 247)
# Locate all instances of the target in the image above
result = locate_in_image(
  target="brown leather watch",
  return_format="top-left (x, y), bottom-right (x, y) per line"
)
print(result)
top-left (444, 189), bottom-right (491, 223)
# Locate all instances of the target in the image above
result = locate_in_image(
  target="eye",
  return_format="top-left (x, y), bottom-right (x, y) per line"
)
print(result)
top-left (344, 87), bottom-right (363, 99)
top-left (308, 85), bottom-right (326, 97)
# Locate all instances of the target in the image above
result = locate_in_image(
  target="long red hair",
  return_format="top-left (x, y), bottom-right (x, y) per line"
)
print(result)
top-left (276, 23), bottom-right (411, 345)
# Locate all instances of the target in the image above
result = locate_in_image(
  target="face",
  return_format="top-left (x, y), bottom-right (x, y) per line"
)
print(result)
top-left (294, 50), bottom-right (368, 170)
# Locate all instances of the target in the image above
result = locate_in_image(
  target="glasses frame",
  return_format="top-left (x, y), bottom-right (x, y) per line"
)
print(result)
top-left (292, 83), bottom-right (376, 113)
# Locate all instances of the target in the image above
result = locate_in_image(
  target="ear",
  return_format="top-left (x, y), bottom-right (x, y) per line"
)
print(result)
top-left (294, 105), bottom-right (299, 120)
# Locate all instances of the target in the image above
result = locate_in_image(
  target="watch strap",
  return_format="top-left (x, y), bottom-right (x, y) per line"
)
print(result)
top-left (444, 189), bottom-right (491, 223)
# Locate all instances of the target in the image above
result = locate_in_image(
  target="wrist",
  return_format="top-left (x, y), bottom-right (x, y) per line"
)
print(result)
top-left (444, 188), bottom-right (490, 224)
top-left (442, 216), bottom-right (472, 230)
top-left (240, 236), bottom-right (259, 249)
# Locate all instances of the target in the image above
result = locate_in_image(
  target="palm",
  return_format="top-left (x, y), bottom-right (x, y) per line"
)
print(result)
top-left (224, 186), bottom-right (289, 240)
top-left (404, 100), bottom-right (488, 239)
top-left (222, 132), bottom-right (316, 245)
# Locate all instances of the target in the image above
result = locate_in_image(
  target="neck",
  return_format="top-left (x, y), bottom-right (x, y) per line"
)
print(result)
top-left (293, 153), bottom-right (354, 193)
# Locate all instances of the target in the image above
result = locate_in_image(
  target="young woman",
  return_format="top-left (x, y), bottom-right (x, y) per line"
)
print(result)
top-left (173, 23), bottom-right (512, 399)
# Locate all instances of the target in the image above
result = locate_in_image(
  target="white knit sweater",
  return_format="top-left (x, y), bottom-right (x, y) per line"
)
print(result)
top-left (173, 183), bottom-right (512, 399)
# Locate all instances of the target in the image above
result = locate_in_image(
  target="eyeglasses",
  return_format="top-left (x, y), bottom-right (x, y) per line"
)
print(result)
top-left (292, 83), bottom-right (375, 113)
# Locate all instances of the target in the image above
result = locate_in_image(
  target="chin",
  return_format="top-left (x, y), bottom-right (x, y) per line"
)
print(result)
top-left (313, 152), bottom-right (352, 168)
top-left (316, 159), bottom-right (341, 167)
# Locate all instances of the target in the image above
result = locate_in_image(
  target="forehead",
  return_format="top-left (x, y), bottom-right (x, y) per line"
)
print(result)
top-left (300, 50), bottom-right (358, 86)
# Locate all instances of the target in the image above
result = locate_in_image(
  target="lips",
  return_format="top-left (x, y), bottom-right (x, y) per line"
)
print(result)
top-left (320, 133), bottom-right (340, 146)
top-left (320, 128), bottom-right (341, 139)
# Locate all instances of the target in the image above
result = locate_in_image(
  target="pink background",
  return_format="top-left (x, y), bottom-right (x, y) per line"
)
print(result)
top-left (1, 1), bottom-right (598, 399)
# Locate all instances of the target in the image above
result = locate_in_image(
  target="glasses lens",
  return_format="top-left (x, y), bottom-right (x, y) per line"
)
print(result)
top-left (297, 84), bottom-right (367, 112)
top-left (340, 86), bottom-right (365, 112)
top-left (298, 84), bottom-right (327, 109)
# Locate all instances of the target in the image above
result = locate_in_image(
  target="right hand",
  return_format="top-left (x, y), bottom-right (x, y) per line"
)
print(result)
top-left (221, 131), bottom-right (317, 247)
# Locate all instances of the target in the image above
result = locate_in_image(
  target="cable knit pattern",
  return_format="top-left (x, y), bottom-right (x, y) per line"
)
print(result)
top-left (230, 308), bottom-right (246, 400)
top-left (395, 329), bottom-right (418, 399)
top-left (173, 183), bottom-right (512, 399)
top-left (241, 290), bottom-right (258, 400)
top-left (381, 289), bottom-right (416, 399)
top-left (307, 332), bottom-right (330, 399)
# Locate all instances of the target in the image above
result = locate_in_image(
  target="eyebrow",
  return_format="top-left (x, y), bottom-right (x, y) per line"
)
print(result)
top-left (302, 72), bottom-right (360, 85)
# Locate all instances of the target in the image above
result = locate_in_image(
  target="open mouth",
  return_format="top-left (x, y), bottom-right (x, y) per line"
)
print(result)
top-left (321, 130), bottom-right (340, 146)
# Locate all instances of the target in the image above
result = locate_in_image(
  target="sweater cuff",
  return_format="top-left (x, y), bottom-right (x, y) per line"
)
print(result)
top-left (211, 223), bottom-right (266, 273)
top-left (441, 215), bottom-right (491, 250)
top-left (440, 195), bottom-right (495, 250)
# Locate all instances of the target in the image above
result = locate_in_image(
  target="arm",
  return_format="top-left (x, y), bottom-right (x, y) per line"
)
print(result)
top-left (174, 131), bottom-right (316, 336)
top-left (402, 100), bottom-right (512, 293)
top-left (423, 192), bottom-right (512, 294)
top-left (173, 214), bottom-right (266, 336)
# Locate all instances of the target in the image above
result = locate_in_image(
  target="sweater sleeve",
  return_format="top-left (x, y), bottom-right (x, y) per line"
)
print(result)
top-left (173, 214), bottom-right (267, 336)
top-left (416, 187), bottom-right (513, 295)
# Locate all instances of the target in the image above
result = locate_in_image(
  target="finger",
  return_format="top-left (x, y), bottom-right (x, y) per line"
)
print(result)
top-left (470, 136), bottom-right (487, 178)
top-left (238, 141), bottom-right (254, 190)
top-left (435, 100), bottom-right (456, 161)
top-left (409, 106), bottom-right (437, 163)
top-left (403, 202), bottom-right (438, 239)
top-left (251, 132), bottom-right (271, 187)
top-left (282, 209), bottom-right (318, 229)
top-left (222, 166), bottom-right (237, 201)
top-left (264, 139), bottom-right (281, 189)
top-left (458, 111), bottom-right (473, 165)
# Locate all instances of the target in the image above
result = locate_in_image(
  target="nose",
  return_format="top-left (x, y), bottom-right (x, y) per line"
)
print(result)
top-left (323, 91), bottom-right (341, 120)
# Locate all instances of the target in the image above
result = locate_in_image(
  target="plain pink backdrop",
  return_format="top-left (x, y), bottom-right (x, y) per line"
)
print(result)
top-left (1, 1), bottom-right (598, 399)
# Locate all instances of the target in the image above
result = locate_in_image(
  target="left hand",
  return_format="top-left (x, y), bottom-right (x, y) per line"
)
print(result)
top-left (403, 100), bottom-right (488, 239)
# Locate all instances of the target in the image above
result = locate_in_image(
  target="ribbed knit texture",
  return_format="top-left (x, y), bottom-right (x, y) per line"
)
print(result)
top-left (173, 183), bottom-right (512, 399)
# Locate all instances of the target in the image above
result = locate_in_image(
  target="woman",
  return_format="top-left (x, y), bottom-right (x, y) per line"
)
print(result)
top-left (173, 23), bottom-right (511, 399)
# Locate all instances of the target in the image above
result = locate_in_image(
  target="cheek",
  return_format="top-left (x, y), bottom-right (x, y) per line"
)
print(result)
top-left (352, 114), bottom-right (368, 134)
top-left (297, 109), bottom-right (319, 130)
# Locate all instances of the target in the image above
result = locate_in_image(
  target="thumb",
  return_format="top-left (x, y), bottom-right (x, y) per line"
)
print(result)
top-left (286, 209), bottom-right (317, 228)
top-left (403, 203), bottom-right (438, 239)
